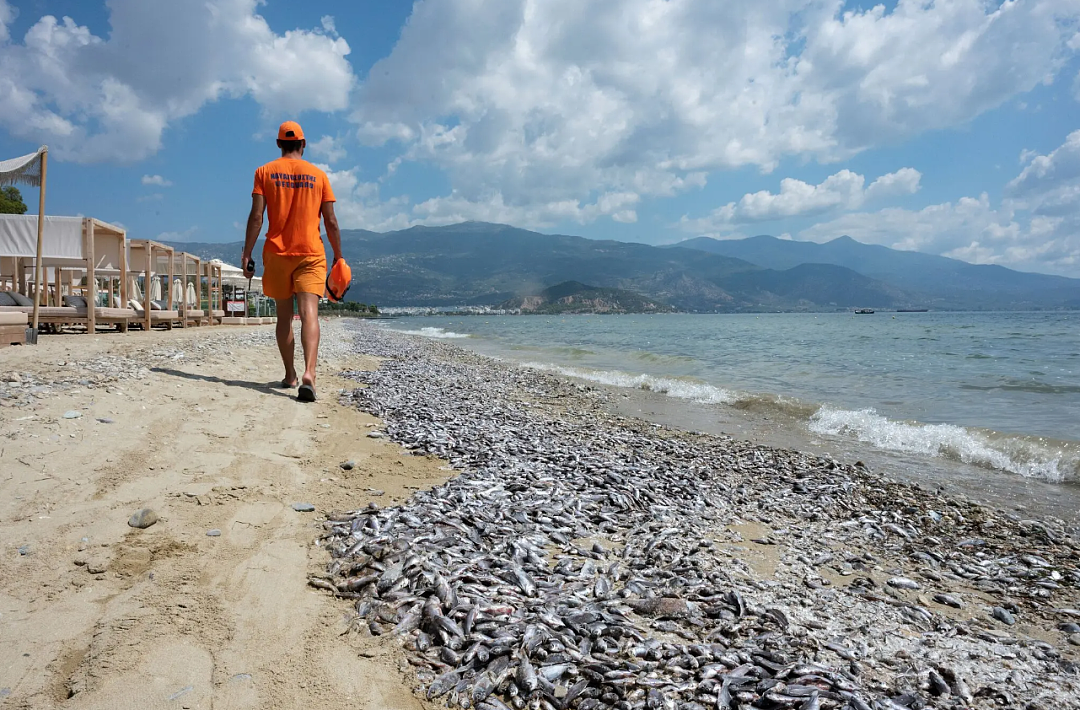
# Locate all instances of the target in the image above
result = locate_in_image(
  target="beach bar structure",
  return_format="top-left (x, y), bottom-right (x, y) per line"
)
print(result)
top-left (127, 238), bottom-right (179, 330)
top-left (0, 215), bottom-right (134, 333)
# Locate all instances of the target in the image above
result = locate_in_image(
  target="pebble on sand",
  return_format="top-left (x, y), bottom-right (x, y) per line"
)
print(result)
top-left (366, 431), bottom-right (385, 438)
top-left (63, 410), bottom-right (82, 419)
top-left (128, 508), bottom-right (159, 529)
top-left (340, 460), bottom-right (355, 470)
top-left (96, 417), bottom-right (115, 424)
top-left (992, 606), bottom-right (1017, 626)
top-left (292, 503), bottom-right (315, 512)
top-left (206, 529), bottom-right (222, 537)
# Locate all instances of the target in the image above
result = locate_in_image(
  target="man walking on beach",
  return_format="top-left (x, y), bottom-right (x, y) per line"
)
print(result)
top-left (242, 120), bottom-right (342, 402)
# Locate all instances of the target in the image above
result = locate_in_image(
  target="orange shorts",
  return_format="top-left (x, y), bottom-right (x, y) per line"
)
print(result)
top-left (261, 250), bottom-right (327, 300)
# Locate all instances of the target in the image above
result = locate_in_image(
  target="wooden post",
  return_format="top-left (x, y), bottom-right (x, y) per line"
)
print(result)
top-left (31, 150), bottom-right (48, 333)
top-left (85, 219), bottom-right (96, 334)
top-left (167, 249), bottom-right (174, 330)
top-left (143, 243), bottom-right (152, 332)
top-left (118, 228), bottom-right (128, 333)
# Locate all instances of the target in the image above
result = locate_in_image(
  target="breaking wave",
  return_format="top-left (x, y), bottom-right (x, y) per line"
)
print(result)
top-left (393, 327), bottom-right (472, 339)
top-left (809, 406), bottom-right (1079, 483)
top-left (521, 362), bottom-right (738, 405)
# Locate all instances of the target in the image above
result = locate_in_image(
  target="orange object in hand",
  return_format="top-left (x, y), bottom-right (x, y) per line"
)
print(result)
top-left (326, 258), bottom-right (352, 302)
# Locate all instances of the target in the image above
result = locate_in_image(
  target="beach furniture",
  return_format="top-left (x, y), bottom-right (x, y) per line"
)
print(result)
top-left (0, 310), bottom-right (28, 346)
top-left (0, 215), bottom-right (135, 333)
top-left (127, 239), bottom-right (180, 330)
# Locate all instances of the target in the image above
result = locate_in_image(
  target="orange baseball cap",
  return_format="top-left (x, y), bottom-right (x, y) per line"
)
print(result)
top-left (326, 258), bottom-right (352, 302)
top-left (278, 120), bottom-right (305, 141)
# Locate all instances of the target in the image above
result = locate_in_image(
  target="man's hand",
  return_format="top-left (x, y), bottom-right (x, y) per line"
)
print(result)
top-left (242, 254), bottom-right (256, 277)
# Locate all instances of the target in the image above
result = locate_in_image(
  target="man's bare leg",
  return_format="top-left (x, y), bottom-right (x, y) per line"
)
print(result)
top-left (275, 297), bottom-right (298, 387)
top-left (296, 292), bottom-right (320, 388)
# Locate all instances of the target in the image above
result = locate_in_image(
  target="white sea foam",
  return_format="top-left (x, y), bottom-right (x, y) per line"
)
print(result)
top-left (392, 327), bottom-right (471, 339)
top-left (521, 362), bottom-right (737, 405)
top-left (809, 406), bottom-right (1073, 482)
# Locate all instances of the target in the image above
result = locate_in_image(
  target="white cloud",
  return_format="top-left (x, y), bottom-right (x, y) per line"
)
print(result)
top-left (799, 131), bottom-right (1080, 276)
top-left (0, 0), bottom-right (16, 43)
top-left (307, 135), bottom-right (347, 164)
top-left (141, 174), bottom-right (172, 186)
top-left (155, 226), bottom-right (199, 242)
top-left (680, 167), bottom-right (921, 233)
top-left (353, 0), bottom-right (1080, 221)
top-left (1007, 129), bottom-right (1080, 203)
top-left (0, 1), bottom-right (355, 163)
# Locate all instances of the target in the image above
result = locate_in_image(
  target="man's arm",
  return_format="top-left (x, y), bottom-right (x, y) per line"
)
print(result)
top-left (321, 201), bottom-right (342, 262)
top-left (242, 194), bottom-right (265, 275)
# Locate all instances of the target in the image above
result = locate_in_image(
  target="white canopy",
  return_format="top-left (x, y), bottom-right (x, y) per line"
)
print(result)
top-left (0, 215), bottom-right (126, 274)
top-left (0, 147), bottom-right (46, 187)
top-left (0, 215), bottom-right (83, 259)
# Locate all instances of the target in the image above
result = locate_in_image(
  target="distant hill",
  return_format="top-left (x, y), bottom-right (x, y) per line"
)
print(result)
top-left (671, 235), bottom-right (1080, 310)
top-left (166, 221), bottom-right (1080, 311)
top-left (500, 281), bottom-right (676, 314)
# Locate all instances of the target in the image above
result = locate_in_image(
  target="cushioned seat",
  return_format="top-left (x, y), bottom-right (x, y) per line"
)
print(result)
top-left (0, 311), bottom-right (28, 325)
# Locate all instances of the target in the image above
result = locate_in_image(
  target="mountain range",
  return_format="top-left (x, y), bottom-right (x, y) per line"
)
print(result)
top-left (169, 222), bottom-right (1080, 312)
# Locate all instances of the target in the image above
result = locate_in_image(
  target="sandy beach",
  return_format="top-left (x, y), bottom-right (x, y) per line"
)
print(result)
top-left (4, 318), bottom-right (1080, 710)
top-left (0, 321), bottom-right (445, 709)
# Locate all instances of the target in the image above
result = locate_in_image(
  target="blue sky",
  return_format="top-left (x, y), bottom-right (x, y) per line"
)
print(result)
top-left (2, 0), bottom-right (1080, 276)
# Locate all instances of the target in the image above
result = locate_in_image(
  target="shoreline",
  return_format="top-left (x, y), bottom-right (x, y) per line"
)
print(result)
top-left (326, 321), bottom-right (1080, 710)
top-left (376, 315), bottom-right (1080, 520)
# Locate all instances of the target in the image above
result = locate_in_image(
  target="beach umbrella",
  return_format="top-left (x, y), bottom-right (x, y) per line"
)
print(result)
top-left (150, 277), bottom-right (162, 302)
top-left (171, 278), bottom-right (183, 304)
top-left (186, 281), bottom-right (197, 307)
top-left (128, 276), bottom-right (142, 303)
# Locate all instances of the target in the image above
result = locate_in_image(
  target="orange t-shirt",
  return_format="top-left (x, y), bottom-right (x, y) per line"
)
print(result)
top-left (252, 157), bottom-right (336, 256)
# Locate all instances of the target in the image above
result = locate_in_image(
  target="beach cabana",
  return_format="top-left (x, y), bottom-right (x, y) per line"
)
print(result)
top-left (173, 252), bottom-right (204, 327)
top-left (0, 215), bottom-right (134, 333)
top-left (204, 260), bottom-right (224, 325)
top-left (127, 239), bottom-right (179, 330)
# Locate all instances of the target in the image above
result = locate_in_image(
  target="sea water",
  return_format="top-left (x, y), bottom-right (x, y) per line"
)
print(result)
top-left (384, 312), bottom-right (1080, 522)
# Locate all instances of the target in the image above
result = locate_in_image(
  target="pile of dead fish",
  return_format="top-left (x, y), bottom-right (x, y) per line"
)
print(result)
top-left (314, 322), bottom-right (1080, 710)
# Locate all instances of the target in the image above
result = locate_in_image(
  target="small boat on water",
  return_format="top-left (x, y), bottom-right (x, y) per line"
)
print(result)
top-left (854, 308), bottom-right (874, 314)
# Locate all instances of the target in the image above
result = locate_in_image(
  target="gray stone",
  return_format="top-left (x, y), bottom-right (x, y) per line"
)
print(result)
top-left (340, 460), bottom-right (355, 470)
top-left (62, 410), bottom-right (82, 419)
top-left (1070, 633), bottom-right (1080, 647)
top-left (366, 431), bottom-right (385, 439)
top-left (206, 529), bottom-right (222, 537)
top-left (291, 503), bottom-right (315, 512)
top-left (128, 508), bottom-right (159, 529)
top-left (85, 559), bottom-right (107, 575)
top-left (96, 417), bottom-right (115, 424)
top-left (992, 607), bottom-right (1016, 626)
top-left (17, 545), bottom-right (29, 556)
